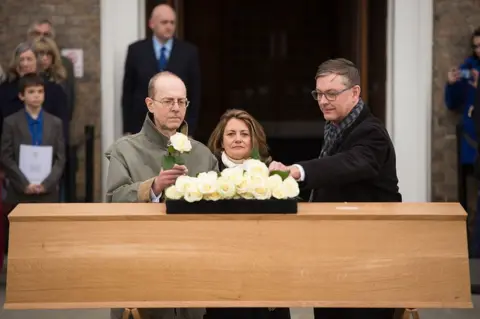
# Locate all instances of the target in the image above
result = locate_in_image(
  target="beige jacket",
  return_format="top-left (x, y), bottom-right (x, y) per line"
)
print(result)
top-left (105, 114), bottom-right (217, 319)
top-left (105, 114), bottom-right (218, 203)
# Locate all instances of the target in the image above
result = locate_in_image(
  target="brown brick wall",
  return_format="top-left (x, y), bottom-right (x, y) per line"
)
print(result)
top-left (0, 0), bottom-right (101, 201)
top-left (432, 0), bottom-right (480, 202)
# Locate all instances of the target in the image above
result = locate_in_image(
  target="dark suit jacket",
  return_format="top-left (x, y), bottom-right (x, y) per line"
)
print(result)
top-left (122, 38), bottom-right (201, 135)
top-left (297, 106), bottom-right (402, 203)
top-left (0, 110), bottom-right (65, 203)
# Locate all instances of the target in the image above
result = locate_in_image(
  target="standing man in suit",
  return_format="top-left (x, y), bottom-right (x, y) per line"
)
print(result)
top-left (269, 58), bottom-right (402, 319)
top-left (122, 4), bottom-right (201, 136)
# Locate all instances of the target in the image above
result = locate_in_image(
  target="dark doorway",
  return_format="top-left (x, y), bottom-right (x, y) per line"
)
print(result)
top-left (145, 0), bottom-right (387, 184)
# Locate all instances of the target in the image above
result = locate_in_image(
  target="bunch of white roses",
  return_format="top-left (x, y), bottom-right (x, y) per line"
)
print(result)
top-left (165, 159), bottom-right (300, 202)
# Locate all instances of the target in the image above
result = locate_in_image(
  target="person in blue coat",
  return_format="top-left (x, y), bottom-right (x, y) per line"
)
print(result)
top-left (447, 28), bottom-right (480, 259)
top-left (445, 28), bottom-right (480, 166)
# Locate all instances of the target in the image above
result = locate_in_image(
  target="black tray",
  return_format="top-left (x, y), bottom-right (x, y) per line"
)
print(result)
top-left (166, 199), bottom-right (297, 214)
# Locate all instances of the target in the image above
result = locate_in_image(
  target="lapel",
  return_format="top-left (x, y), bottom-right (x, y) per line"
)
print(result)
top-left (145, 39), bottom-right (159, 71)
top-left (41, 112), bottom-right (54, 145)
top-left (16, 111), bottom-right (32, 145)
top-left (166, 38), bottom-right (179, 71)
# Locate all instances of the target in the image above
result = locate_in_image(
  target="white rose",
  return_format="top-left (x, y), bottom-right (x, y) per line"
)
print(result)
top-left (216, 176), bottom-right (236, 199)
top-left (165, 186), bottom-right (183, 200)
top-left (243, 159), bottom-right (269, 178)
top-left (175, 175), bottom-right (194, 193)
top-left (249, 176), bottom-right (271, 200)
top-left (169, 132), bottom-right (192, 153)
top-left (184, 183), bottom-right (202, 203)
top-left (271, 184), bottom-right (287, 200)
top-left (204, 191), bottom-right (222, 201)
top-left (267, 175), bottom-right (283, 190)
top-left (283, 176), bottom-right (300, 198)
top-left (221, 166), bottom-right (245, 186)
top-left (197, 175), bottom-right (217, 195)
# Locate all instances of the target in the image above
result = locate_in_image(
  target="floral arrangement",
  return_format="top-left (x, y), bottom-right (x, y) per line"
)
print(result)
top-left (162, 132), bottom-right (192, 169)
top-left (165, 159), bottom-right (300, 203)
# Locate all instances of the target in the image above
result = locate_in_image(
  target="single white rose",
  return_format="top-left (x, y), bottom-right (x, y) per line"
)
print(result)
top-left (243, 159), bottom-right (269, 178)
top-left (221, 166), bottom-right (245, 186)
top-left (283, 176), bottom-right (300, 198)
top-left (272, 183), bottom-right (287, 200)
top-left (216, 176), bottom-right (236, 199)
top-left (165, 186), bottom-right (183, 200)
top-left (175, 175), bottom-right (194, 193)
top-left (184, 183), bottom-right (202, 202)
top-left (197, 175), bottom-right (217, 195)
top-left (169, 132), bottom-right (192, 153)
top-left (249, 176), bottom-right (271, 200)
top-left (267, 175), bottom-right (283, 190)
top-left (204, 191), bottom-right (222, 201)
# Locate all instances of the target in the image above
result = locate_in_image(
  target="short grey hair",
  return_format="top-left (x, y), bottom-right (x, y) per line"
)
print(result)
top-left (315, 58), bottom-right (360, 87)
top-left (27, 19), bottom-right (55, 39)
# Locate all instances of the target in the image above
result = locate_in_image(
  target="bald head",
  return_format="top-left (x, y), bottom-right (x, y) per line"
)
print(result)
top-left (148, 71), bottom-right (186, 99)
top-left (149, 4), bottom-right (176, 42)
top-left (146, 71), bottom-right (188, 134)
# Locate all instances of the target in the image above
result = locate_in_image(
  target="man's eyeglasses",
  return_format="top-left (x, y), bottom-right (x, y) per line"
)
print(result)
top-left (29, 31), bottom-right (53, 38)
top-left (151, 97), bottom-right (190, 109)
top-left (311, 86), bottom-right (352, 101)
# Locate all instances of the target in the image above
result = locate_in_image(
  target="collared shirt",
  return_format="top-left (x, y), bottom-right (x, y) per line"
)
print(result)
top-left (25, 109), bottom-right (44, 146)
top-left (152, 36), bottom-right (173, 61)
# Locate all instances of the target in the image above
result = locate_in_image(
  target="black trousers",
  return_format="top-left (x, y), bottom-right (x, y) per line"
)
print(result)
top-left (204, 308), bottom-right (291, 319)
top-left (313, 308), bottom-right (396, 319)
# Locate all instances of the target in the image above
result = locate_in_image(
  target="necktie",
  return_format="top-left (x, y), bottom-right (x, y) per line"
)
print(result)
top-left (158, 47), bottom-right (167, 71)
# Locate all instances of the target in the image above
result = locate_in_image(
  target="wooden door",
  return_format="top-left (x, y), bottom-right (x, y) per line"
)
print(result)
top-left (154, 0), bottom-right (386, 141)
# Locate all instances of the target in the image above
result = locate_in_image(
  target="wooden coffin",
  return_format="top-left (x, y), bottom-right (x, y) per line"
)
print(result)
top-left (4, 202), bottom-right (472, 309)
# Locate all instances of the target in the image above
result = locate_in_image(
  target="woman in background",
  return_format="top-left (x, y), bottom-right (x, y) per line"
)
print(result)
top-left (0, 42), bottom-right (68, 141)
top-left (205, 109), bottom-right (290, 319)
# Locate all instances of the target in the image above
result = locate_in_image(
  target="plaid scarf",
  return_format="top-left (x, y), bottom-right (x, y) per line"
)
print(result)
top-left (320, 99), bottom-right (364, 158)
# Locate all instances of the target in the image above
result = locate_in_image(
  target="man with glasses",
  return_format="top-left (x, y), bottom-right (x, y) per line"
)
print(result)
top-left (27, 19), bottom-right (76, 121)
top-left (269, 58), bottom-right (401, 319)
top-left (106, 72), bottom-right (215, 318)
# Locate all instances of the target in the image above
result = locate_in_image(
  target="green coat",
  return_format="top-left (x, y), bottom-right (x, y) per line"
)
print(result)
top-left (105, 114), bottom-right (218, 203)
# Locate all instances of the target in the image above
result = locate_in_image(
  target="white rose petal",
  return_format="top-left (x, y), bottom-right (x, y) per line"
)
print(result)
top-left (198, 171), bottom-right (218, 181)
top-left (175, 175), bottom-right (194, 193)
top-left (241, 192), bottom-right (254, 200)
top-left (204, 191), bottom-right (222, 201)
top-left (184, 183), bottom-right (202, 202)
top-left (221, 166), bottom-right (245, 186)
top-left (243, 159), bottom-right (269, 178)
top-left (236, 174), bottom-right (251, 194)
top-left (267, 175), bottom-right (283, 190)
top-left (197, 177), bottom-right (217, 195)
top-left (283, 176), bottom-right (300, 198)
top-left (165, 186), bottom-right (183, 200)
top-left (272, 184), bottom-right (287, 200)
top-left (169, 132), bottom-right (192, 153)
top-left (216, 177), bottom-right (236, 199)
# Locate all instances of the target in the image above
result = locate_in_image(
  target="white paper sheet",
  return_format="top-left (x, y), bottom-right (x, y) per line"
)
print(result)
top-left (19, 144), bottom-right (53, 184)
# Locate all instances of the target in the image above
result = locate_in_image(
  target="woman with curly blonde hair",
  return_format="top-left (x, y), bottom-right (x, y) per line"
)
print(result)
top-left (31, 37), bottom-right (67, 85)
